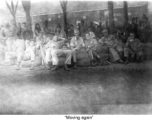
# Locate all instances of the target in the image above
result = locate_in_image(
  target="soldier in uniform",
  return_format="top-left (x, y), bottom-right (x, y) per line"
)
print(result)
top-left (85, 33), bottom-right (100, 66)
top-left (98, 29), bottom-right (123, 63)
top-left (45, 26), bottom-right (73, 71)
top-left (124, 32), bottom-right (144, 64)
top-left (70, 29), bottom-right (85, 68)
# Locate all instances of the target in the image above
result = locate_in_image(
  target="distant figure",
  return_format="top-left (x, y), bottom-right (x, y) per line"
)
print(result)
top-left (21, 22), bottom-right (33, 41)
top-left (80, 20), bottom-right (87, 38)
top-left (2, 22), bottom-right (16, 51)
top-left (20, 22), bottom-right (27, 38)
top-left (89, 22), bottom-right (96, 33)
top-left (67, 24), bottom-right (74, 39)
top-left (95, 22), bottom-right (103, 39)
top-left (42, 20), bottom-right (51, 35)
top-left (130, 17), bottom-right (139, 39)
top-left (17, 22), bottom-right (22, 37)
top-left (56, 23), bottom-right (61, 29)
top-left (77, 23), bottom-right (81, 33)
top-left (34, 23), bottom-right (42, 37)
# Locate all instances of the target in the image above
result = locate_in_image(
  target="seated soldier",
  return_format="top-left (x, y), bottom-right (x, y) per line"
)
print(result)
top-left (115, 30), bottom-right (126, 58)
top-left (50, 44), bottom-right (73, 71)
top-left (4, 33), bottom-right (25, 68)
top-left (24, 41), bottom-right (36, 70)
top-left (45, 26), bottom-right (72, 71)
top-left (124, 32), bottom-right (144, 64)
top-left (85, 33), bottom-right (100, 66)
top-left (5, 32), bottom-right (36, 70)
top-left (70, 29), bottom-right (85, 68)
top-left (98, 29), bottom-right (123, 63)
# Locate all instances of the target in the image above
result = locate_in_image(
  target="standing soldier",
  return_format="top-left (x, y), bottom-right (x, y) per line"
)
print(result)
top-left (2, 22), bottom-right (16, 52)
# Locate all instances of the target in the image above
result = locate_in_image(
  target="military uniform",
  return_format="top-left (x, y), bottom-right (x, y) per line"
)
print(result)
top-left (70, 36), bottom-right (85, 63)
top-left (124, 37), bottom-right (143, 62)
top-left (45, 35), bottom-right (73, 67)
top-left (85, 37), bottom-right (99, 61)
top-left (99, 35), bottom-right (121, 62)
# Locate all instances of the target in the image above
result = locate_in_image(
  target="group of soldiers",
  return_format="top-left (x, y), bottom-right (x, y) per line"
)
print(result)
top-left (0, 19), bottom-right (144, 71)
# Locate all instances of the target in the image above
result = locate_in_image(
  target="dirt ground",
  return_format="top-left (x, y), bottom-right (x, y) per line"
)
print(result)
top-left (0, 65), bottom-right (152, 114)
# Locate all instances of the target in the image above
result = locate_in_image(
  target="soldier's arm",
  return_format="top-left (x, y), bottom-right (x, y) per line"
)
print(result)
top-left (112, 35), bottom-right (119, 47)
top-left (137, 39), bottom-right (143, 51)
top-left (98, 37), bottom-right (105, 45)
top-left (45, 41), bottom-right (50, 49)
top-left (70, 37), bottom-right (75, 49)
top-left (81, 38), bottom-right (85, 47)
top-left (93, 38), bottom-right (98, 45)
top-left (125, 38), bottom-right (130, 48)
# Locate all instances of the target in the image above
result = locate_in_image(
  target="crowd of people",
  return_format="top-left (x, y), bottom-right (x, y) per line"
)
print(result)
top-left (0, 13), bottom-right (151, 71)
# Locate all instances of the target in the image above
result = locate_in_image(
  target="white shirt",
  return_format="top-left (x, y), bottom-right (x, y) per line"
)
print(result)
top-left (14, 39), bottom-right (25, 53)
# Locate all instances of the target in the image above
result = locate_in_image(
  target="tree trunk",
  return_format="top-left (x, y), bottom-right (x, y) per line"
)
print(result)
top-left (5, 0), bottom-right (18, 29)
top-left (63, 10), bottom-right (68, 38)
top-left (60, 1), bottom-right (68, 38)
top-left (13, 14), bottom-right (17, 28)
top-left (123, 1), bottom-right (128, 25)
top-left (108, 1), bottom-right (115, 34)
top-left (12, 14), bottom-right (18, 36)
top-left (22, 1), bottom-right (32, 31)
top-left (25, 11), bottom-right (32, 31)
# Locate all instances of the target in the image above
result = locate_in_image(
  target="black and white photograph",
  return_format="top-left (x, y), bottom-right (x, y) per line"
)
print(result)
top-left (0, 0), bottom-right (152, 116)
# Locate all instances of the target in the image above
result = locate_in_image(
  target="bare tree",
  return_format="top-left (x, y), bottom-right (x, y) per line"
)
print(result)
top-left (108, 1), bottom-right (115, 34)
top-left (123, 1), bottom-right (128, 25)
top-left (60, 0), bottom-right (68, 38)
top-left (22, 0), bottom-right (32, 31)
top-left (5, 0), bottom-right (18, 28)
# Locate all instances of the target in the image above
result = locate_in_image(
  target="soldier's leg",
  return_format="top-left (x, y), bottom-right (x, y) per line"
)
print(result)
top-left (71, 49), bottom-right (77, 68)
top-left (45, 48), bottom-right (52, 69)
top-left (30, 50), bottom-right (36, 70)
top-left (71, 49), bottom-right (77, 63)
top-left (109, 48), bottom-right (122, 63)
top-left (16, 52), bottom-right (24, 70)
top-left (116, 46), bottom-right (124, 60)
top-left (88, 49), bottom-right (98, 66)
top-left (51, 49), bottom-right (59, 66)
top-left (124, 48), bottom-right (132, 64)
top-left (136, 51), bottom-right (144, 62)
top-left (40, 47), bottom-right (46, 65)
top-left (63, 49), bottom-right (72, 71)
top-left (45, 48), bottom-right (52, 65)
top-left (50, 49), bottom-right (59, 71)
top-left (88, 49), bottom-right (94, 60)
top-left (63, 50), bottom-right (72, 65)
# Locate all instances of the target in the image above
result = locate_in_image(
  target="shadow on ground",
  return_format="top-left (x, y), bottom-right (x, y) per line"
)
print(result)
top-left (0, 66), bottom-right (152, 114)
